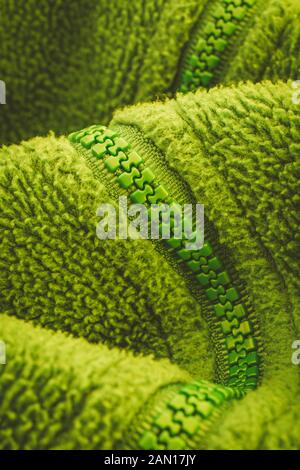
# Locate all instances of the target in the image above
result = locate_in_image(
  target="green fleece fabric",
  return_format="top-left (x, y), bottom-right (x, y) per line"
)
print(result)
top-left (0, 0), bottom-right (300, 145)
top-left (0, 81), bottom-right (299, 449)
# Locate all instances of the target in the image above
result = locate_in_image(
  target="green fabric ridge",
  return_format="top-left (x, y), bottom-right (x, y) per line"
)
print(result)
top-left (1, 0), bottom-right (300, 145)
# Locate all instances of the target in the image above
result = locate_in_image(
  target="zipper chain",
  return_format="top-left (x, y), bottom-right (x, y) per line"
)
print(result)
top-left (179, 0), bottom-right (257, 92)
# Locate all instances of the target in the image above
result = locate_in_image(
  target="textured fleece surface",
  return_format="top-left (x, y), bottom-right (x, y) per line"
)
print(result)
top-left (111, 80), bottom-right (300, 448)
top-left (0, 133), bottom-right (213, 381)
top-left (0, 314), bottom-right (189, 450)
top-left (1, 0), bottom-right (300, 145)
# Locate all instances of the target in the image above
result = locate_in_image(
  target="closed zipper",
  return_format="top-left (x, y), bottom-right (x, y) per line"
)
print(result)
top-left (177, 0), bottom-right (262, 92)
top-left (69, 124), bottom-right (262, 449)
top-left (125, 380), bottom-right (244, 450)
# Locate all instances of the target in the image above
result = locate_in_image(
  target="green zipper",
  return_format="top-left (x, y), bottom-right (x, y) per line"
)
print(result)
top-left (177, 0), bottom-right (261, 92)
top-left (68, 1), bottom-right (265, 449)
top-left (125, 380), bottom-right (244, 450)
top-left (69, 124), bottom-right (261, 449)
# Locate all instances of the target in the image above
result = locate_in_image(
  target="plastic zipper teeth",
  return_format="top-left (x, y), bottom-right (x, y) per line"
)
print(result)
top-left (125, 380), bottom-right (244, 450)
top-left (178, 0), bottom-right (259, 92)
top-left (69, 124), bottom-right (261, 448)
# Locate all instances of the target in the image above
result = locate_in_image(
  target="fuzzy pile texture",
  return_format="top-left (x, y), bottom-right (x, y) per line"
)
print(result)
top-left (0, 0), bottom-right (300, 145)
top-left (0, 79), bottom-right (299, 449)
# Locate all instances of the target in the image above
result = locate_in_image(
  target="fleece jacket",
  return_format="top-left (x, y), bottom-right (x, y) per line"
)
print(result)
top-left (0, 80), bottom-right (299, 449)
top-left (0, 0), bottom-right (300, 144)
